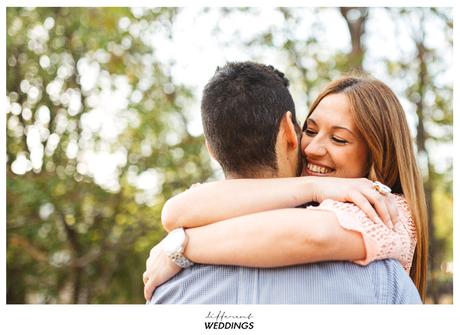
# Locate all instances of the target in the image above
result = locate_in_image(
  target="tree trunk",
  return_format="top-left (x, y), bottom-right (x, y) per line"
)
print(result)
top-left (339, 7), bottom-right (369, 71)
top-left (72, 267), bottom-right (82, 303)
top-left (7, 265), bottom-right (27, 303)
top-left (414, 37), bottom-right (439, 303)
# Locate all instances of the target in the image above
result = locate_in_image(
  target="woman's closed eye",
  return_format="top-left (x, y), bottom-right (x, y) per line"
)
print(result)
top-left (304, 129), bottom-right (317, 136)
top-left (331, 136), bottom-right (348, 144)
top-left (305, 129), bottom-right (348, 145)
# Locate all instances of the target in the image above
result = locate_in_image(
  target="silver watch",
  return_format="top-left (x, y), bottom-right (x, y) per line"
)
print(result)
top-left (162, 228), bottom-right (194, 268)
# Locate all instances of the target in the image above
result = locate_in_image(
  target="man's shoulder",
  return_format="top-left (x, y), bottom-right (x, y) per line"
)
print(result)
top-left (151, 263), bottom-right (347, 304)
top-left (367, 259), bottom-right (422, 304)
top-left (150, 264), bottom-right (240, 304)
top-left (151, 260), bottom-right (421, 304)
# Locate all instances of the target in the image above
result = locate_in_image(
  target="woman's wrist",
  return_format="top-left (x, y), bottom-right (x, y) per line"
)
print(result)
top-left (298, 176), bottom-right (321, 204)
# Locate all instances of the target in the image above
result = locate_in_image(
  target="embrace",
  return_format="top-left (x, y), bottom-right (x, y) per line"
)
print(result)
top-left (142, 61), bottom-right (427, 304)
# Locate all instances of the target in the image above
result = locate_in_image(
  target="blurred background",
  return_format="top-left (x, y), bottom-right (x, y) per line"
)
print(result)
top-left (6, 7), bottom-right (452, 304)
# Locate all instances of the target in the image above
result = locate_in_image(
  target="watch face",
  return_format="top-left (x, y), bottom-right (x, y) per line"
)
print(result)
top-left (162, 228), bottom-right (185, 255)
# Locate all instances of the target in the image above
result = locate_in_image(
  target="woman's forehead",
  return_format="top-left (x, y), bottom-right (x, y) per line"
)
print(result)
top-left (309, 94), bottom-right (355, 128)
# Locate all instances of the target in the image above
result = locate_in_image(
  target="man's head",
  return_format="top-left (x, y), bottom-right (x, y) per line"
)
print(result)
top-left (201, 61), bottom-right (302, 178)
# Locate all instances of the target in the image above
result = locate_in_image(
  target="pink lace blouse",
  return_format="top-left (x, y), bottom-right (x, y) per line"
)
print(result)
top-left (309, 194), bottom-right (417, 273)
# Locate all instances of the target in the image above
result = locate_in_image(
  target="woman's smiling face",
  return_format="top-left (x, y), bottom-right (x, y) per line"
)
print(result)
top-left (301, 93), bottom-right (370, 178)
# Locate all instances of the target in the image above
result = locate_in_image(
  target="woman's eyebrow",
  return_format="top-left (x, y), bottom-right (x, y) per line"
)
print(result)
top-left (307, 118), bottom-right (357, 138)
top-left (305, 118), bottom-right (317, 127)
top-left (331, 126), bottom-right (357, 138)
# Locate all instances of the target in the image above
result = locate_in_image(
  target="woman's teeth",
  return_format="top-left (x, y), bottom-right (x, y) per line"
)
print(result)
top-left (307, 163), bottom-right (333, 174)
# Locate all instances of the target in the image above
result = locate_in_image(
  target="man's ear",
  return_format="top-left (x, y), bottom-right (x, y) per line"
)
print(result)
top-left (280, 111), bottom-right (299, 150)
top-left (205, 140), bottom-right (216, 160)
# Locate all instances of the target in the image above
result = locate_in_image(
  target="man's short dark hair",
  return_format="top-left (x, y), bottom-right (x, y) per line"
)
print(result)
top-left (201, 61), bottom-right (298, 177)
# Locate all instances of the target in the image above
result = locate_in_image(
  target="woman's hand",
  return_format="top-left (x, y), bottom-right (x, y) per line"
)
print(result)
top-left (311, 177), bottom-right (399, 228)
top-left (143, 240), bottom-right (182, 301)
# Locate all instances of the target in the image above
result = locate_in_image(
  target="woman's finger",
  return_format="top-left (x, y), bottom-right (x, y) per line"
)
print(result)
top-left (145, 257), bottom-right (153, 275)
top-left (385, 194), bottom-right (399, 227)
top-left (361, 188), bottom-right (392, 228)
top-left (144, 278), bottom-right (157, 301)
top-left (349, 191), bottom-right (382, 225)
top-left (143, 271), bottom-right (151, 285)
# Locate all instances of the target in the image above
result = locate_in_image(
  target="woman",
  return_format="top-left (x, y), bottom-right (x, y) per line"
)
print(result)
top-left (144, 75), bottom-right (428, 302)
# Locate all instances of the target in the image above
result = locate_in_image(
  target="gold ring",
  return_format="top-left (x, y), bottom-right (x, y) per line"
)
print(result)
top-left (372, 181), bottom-right (392, 195)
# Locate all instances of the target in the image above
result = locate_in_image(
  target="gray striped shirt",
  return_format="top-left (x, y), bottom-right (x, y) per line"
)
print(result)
top-left (150, 259), bottom-right (421, 304)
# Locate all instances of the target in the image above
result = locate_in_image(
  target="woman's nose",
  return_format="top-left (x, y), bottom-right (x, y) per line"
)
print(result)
top-left (304, 137), bottom-right (327, 157)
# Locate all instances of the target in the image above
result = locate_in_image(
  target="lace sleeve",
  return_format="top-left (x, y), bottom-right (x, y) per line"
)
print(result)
top-left (308, 195), bottom-right (417, 273)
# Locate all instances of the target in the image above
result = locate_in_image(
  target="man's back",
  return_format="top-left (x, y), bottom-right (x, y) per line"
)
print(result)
top-left (150, 259), bottom-right (421, 304)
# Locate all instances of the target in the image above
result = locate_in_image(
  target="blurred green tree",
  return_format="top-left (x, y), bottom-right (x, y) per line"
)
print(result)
top-left (384, 7), bottom-right (453, 303)
top-left (7, 7), bottom-right (213, 303)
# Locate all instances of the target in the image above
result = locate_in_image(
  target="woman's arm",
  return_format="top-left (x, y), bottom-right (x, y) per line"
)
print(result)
top-left (162, 177), bottom-right (398, 232)
top-left (161, 177), bottom-right (315, 231)
top-left (144, 197), bottom-right (411, 300)
top-left (144, 207), bottom-right (365, 300)
top-left (184, 208), bottom-right (365, 267)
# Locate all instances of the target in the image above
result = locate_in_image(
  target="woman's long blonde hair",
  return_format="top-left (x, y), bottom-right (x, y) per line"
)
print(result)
top-left (304, 76), bottom-right (428, 301)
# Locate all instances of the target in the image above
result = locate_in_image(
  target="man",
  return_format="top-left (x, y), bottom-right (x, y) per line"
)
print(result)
top-left (144, 61), bottom-right (421, 304)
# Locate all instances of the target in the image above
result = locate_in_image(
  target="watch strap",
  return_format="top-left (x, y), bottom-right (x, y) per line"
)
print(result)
top-left (170, 251), bottom-right (194, 268)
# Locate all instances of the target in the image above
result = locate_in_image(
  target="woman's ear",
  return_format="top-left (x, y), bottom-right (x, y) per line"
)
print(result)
top-left (281, 111), bottom-right (299, 150)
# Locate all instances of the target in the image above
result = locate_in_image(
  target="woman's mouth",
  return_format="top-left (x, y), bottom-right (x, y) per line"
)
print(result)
top-left (305, 163), bottom-right (335, 176)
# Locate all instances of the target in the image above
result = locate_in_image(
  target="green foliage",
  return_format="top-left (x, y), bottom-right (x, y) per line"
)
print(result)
top-left (7, 7), bottom-right (213, 303)
top-left (384, 8), bottom-right (452, 302)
